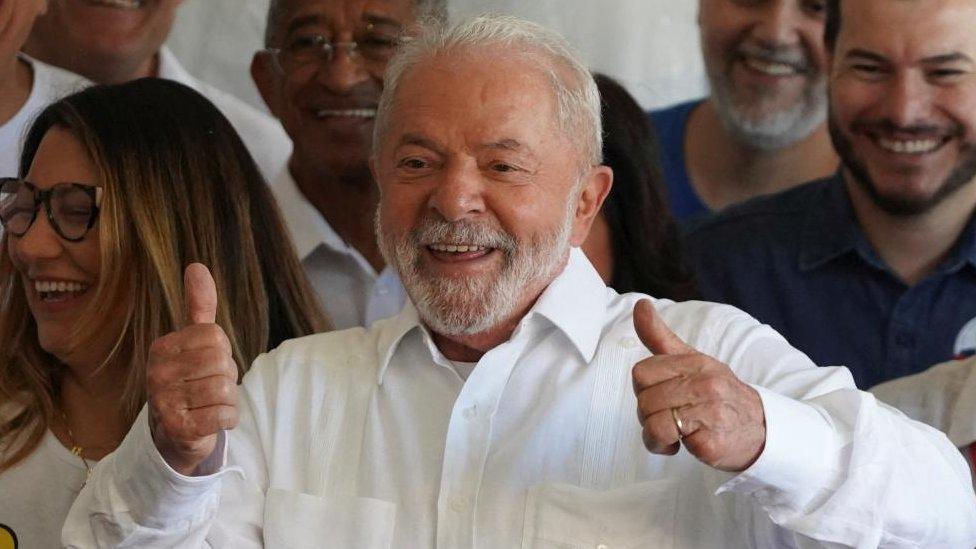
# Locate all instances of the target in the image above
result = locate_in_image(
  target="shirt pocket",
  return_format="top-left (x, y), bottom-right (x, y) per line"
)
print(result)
top-left (263, 488), bottom-right (397, 549)
top-left (521, 479), bottom-right (679, 549)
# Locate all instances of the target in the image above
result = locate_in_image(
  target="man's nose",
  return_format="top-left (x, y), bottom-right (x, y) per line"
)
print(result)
top-left (749, 0), bottom-right (804, 48)
top-left (314, 44), bottom-right (372, 94)
top-left (12, 212), bottom-right (64, 263)
top-left (428, 161), bottom-right (487, 222)
top-left (882, 73), bottom-right (933, 129)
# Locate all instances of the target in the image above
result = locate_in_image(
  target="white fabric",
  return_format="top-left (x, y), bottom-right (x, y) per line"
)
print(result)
top-left (166, 0), bottom-right (271, 115)
top-left (63, 249), bottom-right (976, 548)
top-left (871, 358), bottom-right (976, 449)
top-left (448, 0), bottom-right (707, 110)
top-left (166, 0), bottom-right (706, 111)
top-left (0, 430), bottom-right (89, 549)
top-left (157, 47), bottom-right (291, 183)
top-left (269, 169), bottom-right (406, 329)
top-left (0, 56), bottom-right (90, 177)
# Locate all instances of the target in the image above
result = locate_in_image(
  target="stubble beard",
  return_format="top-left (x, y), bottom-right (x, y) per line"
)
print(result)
top-left (827, 108), bottom-right (976, 217)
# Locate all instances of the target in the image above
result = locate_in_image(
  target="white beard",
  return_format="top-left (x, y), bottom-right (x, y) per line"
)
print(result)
top-left (377, 199), bottom-right (575, 337)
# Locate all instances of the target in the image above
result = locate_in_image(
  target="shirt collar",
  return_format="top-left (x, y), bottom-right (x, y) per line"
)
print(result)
top-left (269, 168), bottom-right (375, 268)
top-left (373, 247), bottom-right (609, 385)
top-left (799, 172), bottom-right (976, 274)
top-left (798, 173), bottom-right (865, 272)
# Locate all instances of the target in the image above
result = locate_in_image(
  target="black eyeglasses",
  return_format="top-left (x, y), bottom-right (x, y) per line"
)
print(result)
top-left (266, 23), bottom-right (409, 76)
top-left (0, 177), bottom-right (102, 242)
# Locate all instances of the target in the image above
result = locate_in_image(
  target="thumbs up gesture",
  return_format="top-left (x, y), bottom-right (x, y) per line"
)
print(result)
top-left (146, 264), bottom-right (239, 476)
top-left (632, 300), bottom-right (766, 472)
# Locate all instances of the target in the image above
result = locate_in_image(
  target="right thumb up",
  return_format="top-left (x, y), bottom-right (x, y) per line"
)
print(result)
top-left (185, 263), bottom-right (217, 325)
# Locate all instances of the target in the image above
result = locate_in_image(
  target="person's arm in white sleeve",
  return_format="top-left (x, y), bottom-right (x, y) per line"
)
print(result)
top-left (61, 350), bottom-right (276, 548)
top-left (689, 304), bottom-right (976, 547)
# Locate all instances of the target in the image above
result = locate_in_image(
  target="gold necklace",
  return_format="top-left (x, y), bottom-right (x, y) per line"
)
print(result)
top-left (58, 408), bottom-right (93, 487)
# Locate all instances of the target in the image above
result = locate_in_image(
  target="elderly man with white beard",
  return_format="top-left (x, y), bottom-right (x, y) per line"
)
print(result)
top-left (63, 15), bottom-right (976, 549)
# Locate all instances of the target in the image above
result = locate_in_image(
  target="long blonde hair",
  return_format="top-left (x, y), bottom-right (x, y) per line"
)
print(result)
top-left (0, 79), bottom-right (329, 471)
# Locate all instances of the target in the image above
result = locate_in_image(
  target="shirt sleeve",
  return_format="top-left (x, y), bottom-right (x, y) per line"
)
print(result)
top-left (61, 359), bottom-right (273, 548)
top-left (696, 305), bottom-right (976, 548)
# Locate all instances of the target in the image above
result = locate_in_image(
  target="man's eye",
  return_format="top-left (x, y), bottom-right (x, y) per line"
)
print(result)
top-left (286, 35), bottom-right (327, 52)
top-left (929, 68), bottom-right (966, 79)
top-left (398, 158), bottom-right (428, 170)
top-left (490, 163), bottom-right (519, 173)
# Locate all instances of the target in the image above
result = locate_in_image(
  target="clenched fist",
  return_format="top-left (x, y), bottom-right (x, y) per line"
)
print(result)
top-left (147, 263), bottom-right (239, 476)
top-left (632, 299), bottom-right (766, 472)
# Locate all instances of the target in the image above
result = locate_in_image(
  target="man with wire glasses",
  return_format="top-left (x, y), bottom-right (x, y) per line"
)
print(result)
top-left (250, 0), bottom-right (446, 329)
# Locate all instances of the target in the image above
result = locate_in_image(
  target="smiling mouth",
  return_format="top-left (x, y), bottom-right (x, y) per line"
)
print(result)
top-left (82, 0), bottom-right (145, 8)
top-left (313, 108), bottom-right (377, 119)
top-left (34, 280), bottom-right (91, 302)
top-left (873, 136), bottom-right (948, 155)
top-left (739, 55), bottom-right (804, 77)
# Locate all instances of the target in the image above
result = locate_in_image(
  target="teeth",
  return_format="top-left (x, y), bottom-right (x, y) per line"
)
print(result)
top-left (85, 0), bottom-right (144, 8)
top-left (876, 137), bottom-right (941, 154)
top-left (743, 57), bottom-right (798, 76)
top-left (314, 108), bottom-right (377, 119)
top-left (34, 281), bottom-right (88, 293)
top-left (429, 244), bottom-right (487, 253)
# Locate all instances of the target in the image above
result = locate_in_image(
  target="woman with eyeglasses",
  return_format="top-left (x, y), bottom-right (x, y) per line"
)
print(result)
top-left (0, 78), bottom-right (329, 548)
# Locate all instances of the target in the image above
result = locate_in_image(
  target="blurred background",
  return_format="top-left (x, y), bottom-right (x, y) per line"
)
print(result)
top-left (166, 0), bottom-right (707, 114)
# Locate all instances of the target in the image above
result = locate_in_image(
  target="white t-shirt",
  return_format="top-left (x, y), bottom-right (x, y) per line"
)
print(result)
top-left (0, 56), bottom-right (90, 177)
top-left (0, 429), bottom-right (90, 549)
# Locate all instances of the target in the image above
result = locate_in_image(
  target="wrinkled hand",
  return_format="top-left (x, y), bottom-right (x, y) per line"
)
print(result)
top-left (632, 299), bottom-right (766, 472)
top-left (147, 264), bottom-right (239, 476)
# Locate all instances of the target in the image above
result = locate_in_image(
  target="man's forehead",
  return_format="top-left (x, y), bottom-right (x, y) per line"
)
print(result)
top-left (838, 0), bottom-right (976, 56)
top-left (275, 0), bottom-right (415, 31)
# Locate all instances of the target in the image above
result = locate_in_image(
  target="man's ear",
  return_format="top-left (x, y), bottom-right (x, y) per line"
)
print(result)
top-left (570, 165), bottom-right (613, 247)
top-left (251, 51), bottom-right (281, 119)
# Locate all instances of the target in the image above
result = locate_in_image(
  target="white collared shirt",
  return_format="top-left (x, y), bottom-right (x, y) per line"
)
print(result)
top-left (269, 169), bottom-right (406, 329)
top-left (63, 249), bottom-right (976, 548)
top-left (157, 47), bottom-right (292, 183)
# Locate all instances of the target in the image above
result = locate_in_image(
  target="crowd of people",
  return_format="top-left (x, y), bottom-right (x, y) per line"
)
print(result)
top-left (1, 0), bottom-right (975, 547)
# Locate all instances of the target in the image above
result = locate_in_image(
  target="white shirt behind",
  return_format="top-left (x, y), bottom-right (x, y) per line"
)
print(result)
top-left (0, 56), bottom-right (90, 177)
top-left (269, 168), bottom-right (406, 329)
top-left (157, 47), bottom-right (291, 183)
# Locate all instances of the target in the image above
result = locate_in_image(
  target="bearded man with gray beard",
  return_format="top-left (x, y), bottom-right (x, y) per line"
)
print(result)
top-left (685, 0), bottom-right (976, 389)
top-left (650, 0), bottom-right (838, 222)
top-left (63, 14), bottom-right (975, 549)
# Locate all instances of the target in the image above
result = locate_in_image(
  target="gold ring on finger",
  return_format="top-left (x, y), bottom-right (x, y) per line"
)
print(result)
top-left (671, 407), bottom-right (686, 440)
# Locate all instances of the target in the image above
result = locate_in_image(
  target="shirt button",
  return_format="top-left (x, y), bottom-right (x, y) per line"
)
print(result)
top-left (463, 405), bottom-right (478, 420)
top-left (596, 544), bottom-right (610, 549)
top-left (449, 496), bottom-right (469, 513)
top-left (619, 336), bottom-right (640, 349)
top-left (377, 286), bottom-right (389, 295)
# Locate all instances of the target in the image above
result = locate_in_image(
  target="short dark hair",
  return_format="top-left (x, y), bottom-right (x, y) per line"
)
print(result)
top-left (825, 0), bottom-right (841, 51)
top-left (593, 73), bottom-right (697, 300)
top-left (264, 0), bottom-right (448, 47)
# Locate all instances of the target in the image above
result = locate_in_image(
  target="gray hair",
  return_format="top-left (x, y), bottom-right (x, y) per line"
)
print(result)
top-left (372, 14), bottom-right (603, 169)
top-left (264, 0), bottom-right (448, 47)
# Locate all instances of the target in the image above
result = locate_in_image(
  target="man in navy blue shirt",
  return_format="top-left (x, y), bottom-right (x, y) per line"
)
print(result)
top-left (649, 0), bottom-right (838, 221)
top-left (686, 0), bottom-right (976, 389)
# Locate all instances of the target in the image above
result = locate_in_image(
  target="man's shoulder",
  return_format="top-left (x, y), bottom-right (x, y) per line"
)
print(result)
top-left (604, 292), bottom-right (775, 359)
top-left (684, 177), bottom-right (833, 252)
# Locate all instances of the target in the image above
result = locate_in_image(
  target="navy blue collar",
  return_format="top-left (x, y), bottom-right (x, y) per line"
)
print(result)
top-left (799, 172), bottom-right (976, 276)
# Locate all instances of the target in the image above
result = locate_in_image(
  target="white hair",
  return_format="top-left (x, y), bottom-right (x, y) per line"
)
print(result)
top-left (372, 14), bottom-right (603, 169)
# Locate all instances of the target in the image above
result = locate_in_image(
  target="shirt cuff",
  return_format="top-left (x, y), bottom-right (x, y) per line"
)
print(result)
top-left (717, 385), bottom-right (843, 512)
top-left (115, 406), bottom-right (243, 524)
